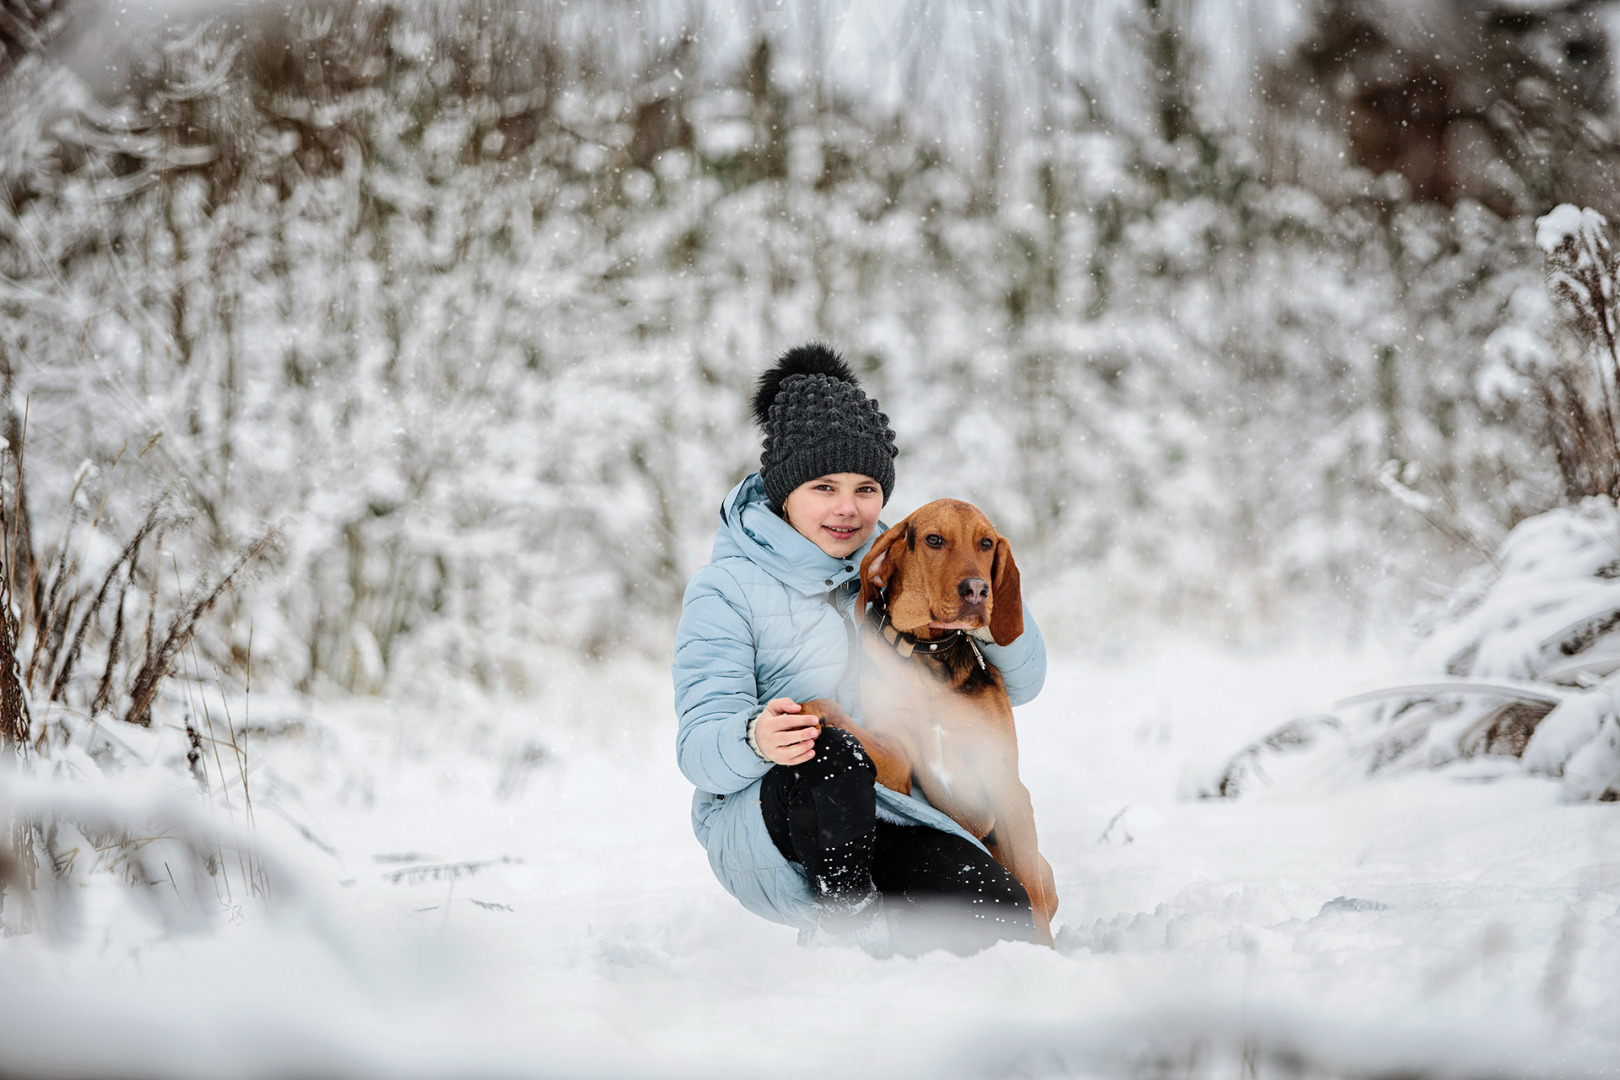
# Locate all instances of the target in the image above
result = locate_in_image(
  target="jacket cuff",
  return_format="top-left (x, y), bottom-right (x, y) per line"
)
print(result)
top-left (980, 605), bottom-right (1045, 705)
top-left (745, 709), bottom-right (771, 763)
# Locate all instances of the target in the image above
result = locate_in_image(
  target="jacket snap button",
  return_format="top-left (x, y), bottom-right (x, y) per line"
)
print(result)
top-left (844, 565), bottom-right (853, 572)
top-left (824, 579), bottom-right (833, 586)
top-left (716, 794), bottom-right (725, 801)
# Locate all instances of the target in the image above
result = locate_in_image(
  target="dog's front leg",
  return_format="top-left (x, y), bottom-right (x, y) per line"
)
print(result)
top-left (982, 778), bottom-right (1058, 947)
top-left (800, 698), bottom-right (914, 796)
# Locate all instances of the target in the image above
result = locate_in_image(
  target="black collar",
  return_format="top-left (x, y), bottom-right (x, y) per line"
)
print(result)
top-left (865, 590), bottom-right (987, 670)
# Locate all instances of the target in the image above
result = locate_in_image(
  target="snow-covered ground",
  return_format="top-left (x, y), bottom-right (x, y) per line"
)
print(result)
top-left (3, 640), bottom-right (1618, 1079)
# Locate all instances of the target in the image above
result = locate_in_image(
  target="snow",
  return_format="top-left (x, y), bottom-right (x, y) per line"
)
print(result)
top-left (5, 641), bottom-right (1617, 1078)
top-left (1536, 204), bottom-right (1602, 257)
top-left (1562, 713), bottom-right (1620, 801)
top-left (1524, 691), bottom-right (1617, 775)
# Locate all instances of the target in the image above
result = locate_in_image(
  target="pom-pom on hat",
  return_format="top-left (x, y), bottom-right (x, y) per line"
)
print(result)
top-left (753, 344), bottom-right (898, 509)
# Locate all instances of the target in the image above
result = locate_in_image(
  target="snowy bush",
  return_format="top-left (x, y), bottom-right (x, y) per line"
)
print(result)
top-left (0, 418), bottom-right (277, 937)
top-left (1212, 497), bottom-right (1620, 800)
top-left (1212, 206), bottom-right (1620, 802)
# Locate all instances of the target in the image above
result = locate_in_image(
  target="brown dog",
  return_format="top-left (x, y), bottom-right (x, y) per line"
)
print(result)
top-left (804, 499), bottom-right (1059, 946)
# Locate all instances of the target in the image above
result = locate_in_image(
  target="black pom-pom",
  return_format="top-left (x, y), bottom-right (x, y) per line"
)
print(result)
top-left (751, 344), bottom-right (858, 428)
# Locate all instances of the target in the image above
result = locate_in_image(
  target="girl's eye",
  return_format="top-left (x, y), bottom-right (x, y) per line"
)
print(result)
top-left (926, 534), bottom-right (945, 549)
top-left (979, 538), bottom-right (993, 551)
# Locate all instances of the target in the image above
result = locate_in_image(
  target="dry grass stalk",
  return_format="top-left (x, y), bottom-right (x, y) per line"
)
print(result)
top-left (1540, 209), bottom-right (1620, 499)
top-left (48, 501), bottom-right (172, 703)
top-left (0, 351), bottom-right (31, 752)
top-left (26, 499), bottom-right (81, 690)
top-left (0, 549), bottom-right (28, 751)
top-left (381, 856), bottom-right (521, 886)
top-left (89, 559), bottom-right (133, 716)
top-left (123, 527), bottom-right (278, 728)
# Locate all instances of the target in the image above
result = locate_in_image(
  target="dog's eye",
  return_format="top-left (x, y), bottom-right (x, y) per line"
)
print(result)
top-left (980, 538), bottom-right (993, 551)
top-left (925, 534), bottom-right (945, 549)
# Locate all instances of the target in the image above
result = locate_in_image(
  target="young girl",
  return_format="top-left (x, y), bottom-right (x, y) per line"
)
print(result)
top-left (672, 345), bottom-right (1048, 954)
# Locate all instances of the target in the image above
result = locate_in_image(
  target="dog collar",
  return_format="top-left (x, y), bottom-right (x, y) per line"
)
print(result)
top-left (866, 592), bottom-right (987, 670)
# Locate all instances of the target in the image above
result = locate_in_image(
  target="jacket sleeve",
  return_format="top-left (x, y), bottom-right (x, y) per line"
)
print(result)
top-left (982, 603), bottom-right (1046, 707)
top-left (672, 565), bottom-right (774, 795)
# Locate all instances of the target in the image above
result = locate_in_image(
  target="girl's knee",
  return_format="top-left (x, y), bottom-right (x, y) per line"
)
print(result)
top-left (815, 726), bottom-right (876, 778)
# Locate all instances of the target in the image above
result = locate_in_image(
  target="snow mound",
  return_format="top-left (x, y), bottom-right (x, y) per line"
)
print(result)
top-left (1210, 499), bottom-right (1620, 800)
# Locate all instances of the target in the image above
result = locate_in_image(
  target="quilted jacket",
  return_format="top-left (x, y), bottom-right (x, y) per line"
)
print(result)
top-left (672, 473), bottom-right (1047, 928)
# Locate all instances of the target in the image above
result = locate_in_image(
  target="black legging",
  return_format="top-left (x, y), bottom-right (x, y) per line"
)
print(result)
top-left (759, 726), bottom-right (1037, 955)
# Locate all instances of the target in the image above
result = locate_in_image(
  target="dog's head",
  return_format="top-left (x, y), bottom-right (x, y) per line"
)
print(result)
top-left (858, 499), bottom-right (1023, 646)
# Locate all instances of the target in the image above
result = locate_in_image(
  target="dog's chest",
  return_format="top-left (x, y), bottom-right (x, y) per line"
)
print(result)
top-left (859, 637), bottom-right (1012, 791)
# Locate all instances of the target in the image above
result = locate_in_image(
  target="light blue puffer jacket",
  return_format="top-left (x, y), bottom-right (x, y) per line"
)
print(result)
top-left (672, 474), bottom-right (1047, 929)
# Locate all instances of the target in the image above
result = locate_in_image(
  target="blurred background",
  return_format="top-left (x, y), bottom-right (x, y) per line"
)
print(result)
top-left (0, 0), bottom-right (1616, 700)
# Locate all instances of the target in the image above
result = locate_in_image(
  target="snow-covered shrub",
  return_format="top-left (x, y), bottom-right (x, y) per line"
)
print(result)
top-left (0, 454), bottom-right (274, 749)
top-left (1212, 207), bottom-right (1620, 801)
top-left (1212, 498), bottom-right (1620, 800)
top-left (0, 423), bottom-right (277, 937)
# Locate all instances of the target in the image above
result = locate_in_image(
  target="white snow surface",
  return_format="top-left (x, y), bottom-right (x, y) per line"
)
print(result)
top-left (3, 642), bottom-right (1619, 1079)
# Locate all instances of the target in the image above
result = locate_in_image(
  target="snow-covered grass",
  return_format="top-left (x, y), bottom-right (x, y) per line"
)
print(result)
top-left (4, 639), bottom-right (1616, 1079)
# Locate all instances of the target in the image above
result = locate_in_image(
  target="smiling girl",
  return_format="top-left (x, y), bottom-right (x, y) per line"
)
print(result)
top-left (672, 345), bottom-right (1048, 954)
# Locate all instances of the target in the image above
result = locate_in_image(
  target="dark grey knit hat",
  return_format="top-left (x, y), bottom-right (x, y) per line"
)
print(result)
top-left (752, 344), bottom-right (898, 508)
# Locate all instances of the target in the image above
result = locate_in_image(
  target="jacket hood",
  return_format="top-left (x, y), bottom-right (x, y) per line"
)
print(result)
top-left (713, 474), bottom-right (875, 597)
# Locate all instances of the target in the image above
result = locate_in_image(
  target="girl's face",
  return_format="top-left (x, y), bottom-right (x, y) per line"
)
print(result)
top-left (782, 473), bottom-right (884, 558)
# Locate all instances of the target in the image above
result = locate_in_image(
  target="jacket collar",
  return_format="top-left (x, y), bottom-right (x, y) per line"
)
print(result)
top-left (714, 474), bottom-right (878, 598)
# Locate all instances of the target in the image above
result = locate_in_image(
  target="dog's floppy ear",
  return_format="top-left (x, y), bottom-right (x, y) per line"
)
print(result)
top-left (989, 534), bottom-right (1024, 646)
top-left (858, 518), bottom-right (911, 614)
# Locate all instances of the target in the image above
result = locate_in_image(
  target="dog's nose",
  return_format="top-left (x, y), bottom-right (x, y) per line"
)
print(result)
top-left (959, 577), bottom-right (988, 605)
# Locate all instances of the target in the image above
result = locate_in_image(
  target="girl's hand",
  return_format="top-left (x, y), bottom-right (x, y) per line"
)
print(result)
top-left (755, 698), bottom-right (821, 766)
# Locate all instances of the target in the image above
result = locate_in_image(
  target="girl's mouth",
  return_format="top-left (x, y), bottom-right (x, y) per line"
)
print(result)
top-left (824, 525), bottom-right (858, 539)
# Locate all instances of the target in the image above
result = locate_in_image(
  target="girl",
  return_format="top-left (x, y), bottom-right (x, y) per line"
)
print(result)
top-left (672, 345), bottom-right (1048, 954)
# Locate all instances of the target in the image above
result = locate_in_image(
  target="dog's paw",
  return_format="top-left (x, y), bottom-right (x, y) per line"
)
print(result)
top-left (800, 697), bottom-right (853, 729)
